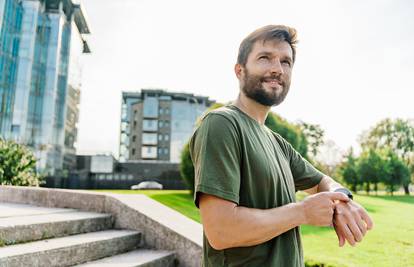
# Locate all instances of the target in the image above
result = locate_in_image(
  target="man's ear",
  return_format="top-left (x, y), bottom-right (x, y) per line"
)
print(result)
top-left (234, 64), bottom-right (243, 79)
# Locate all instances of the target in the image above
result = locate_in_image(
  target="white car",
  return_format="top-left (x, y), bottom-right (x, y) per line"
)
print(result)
top-left (130, 181), bottom-right (163, 190)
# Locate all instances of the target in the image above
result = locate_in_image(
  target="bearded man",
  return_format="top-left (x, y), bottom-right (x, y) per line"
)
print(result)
top-left (189, 25), bottom-right (373, 267)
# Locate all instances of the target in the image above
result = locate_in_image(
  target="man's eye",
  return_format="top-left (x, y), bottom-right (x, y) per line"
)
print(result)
top-left (282, 61), bottom-right (291, 66)
top-left (258, 56), bottom-right (269, 60)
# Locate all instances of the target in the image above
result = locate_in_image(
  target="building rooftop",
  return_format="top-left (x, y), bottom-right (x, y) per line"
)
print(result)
top-left (122, 89), bottom-right (213, 102)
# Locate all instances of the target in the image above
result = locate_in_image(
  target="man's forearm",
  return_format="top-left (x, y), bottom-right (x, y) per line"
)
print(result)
top-left (200, 194), bottom-right (306, 250)
top-left (302, 176), bottom-right (343, 195)
top-left (199, 192), bottom-right (348, 250)
top-left (317, 176), bottom-right (343, 193)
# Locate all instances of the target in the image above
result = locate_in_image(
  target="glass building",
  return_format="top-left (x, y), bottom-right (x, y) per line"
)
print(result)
top-left (119, 89), bottom-right (214, 163)
top-left (0, 0), bottom-right (90, 175)
top-left (0, 0), bottom-right (22, 139)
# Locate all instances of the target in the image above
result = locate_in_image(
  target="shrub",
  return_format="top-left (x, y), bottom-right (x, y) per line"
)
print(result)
top-left (0, 138), bottom-right (43, 186)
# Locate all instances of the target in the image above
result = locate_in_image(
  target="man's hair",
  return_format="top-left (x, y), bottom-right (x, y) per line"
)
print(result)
top-left (237, 25), bottom-right (298, 66)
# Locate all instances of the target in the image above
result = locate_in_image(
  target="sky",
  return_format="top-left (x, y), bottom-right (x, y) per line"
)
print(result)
top-left (72, 0), bottom-right (414, 160)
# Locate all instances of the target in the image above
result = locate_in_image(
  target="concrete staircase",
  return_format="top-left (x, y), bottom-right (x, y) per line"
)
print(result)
top-left (0, 202), bottom-right (176, 267)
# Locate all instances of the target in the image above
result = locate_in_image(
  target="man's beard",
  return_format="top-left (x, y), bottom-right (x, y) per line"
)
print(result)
top-left (241, 69), bottom-right (290, 107)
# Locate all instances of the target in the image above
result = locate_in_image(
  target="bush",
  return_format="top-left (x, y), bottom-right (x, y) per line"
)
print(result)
top-left (180, 141), bottom-right (195, 194)
top-left (305, 260), bottom-right (336, 267)
top-left (0, 138), bottom-right (43, 186)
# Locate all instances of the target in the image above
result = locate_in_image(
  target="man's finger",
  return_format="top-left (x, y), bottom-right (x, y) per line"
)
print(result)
top-left (328, 192), bottom-right (350, 202)
top-left (355, 215), bottom-right (367, 236)
top-left (333, 223), bottom-right (345, 247)
top-left (347, 219), bottom-right (363, 242)
top-left (335, 218), bottom-right (356, 246)
top-left (359, 209), bottom-right (374, 230)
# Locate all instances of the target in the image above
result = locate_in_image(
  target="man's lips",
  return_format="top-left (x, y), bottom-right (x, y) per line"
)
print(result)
top-left (262, 78), bottom-right (283, 87)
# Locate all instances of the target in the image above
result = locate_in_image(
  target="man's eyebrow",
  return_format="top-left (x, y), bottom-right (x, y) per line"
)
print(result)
top-left (256, 51), bottom-right (272, 57)
top-left (282, 55), bottom-right (293, 62)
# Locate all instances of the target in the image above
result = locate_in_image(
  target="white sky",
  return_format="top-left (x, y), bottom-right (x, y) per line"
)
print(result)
top-left (73, 0), bottom-right (414, 159)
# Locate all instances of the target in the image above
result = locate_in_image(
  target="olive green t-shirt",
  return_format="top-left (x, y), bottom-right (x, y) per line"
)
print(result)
top-left (189, 104), bottom-right (324, 267)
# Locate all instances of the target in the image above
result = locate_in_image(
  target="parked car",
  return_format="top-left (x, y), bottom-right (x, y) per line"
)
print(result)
top-left (130, 181), bottom-right (163, 190)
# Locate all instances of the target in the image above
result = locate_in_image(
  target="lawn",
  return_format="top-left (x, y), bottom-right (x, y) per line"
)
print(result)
top-left (92, 190), bottom-right (414, 267)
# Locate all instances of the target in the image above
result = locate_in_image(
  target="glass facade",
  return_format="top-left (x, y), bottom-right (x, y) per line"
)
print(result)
top-left (0, 0), bottom-right (90, 175)
top-left (170, 100), bottom-right (205, 162)
top-left (119, 93), bottom-right (141, 161)
top-left (0, 0), bottom-right (22, 138)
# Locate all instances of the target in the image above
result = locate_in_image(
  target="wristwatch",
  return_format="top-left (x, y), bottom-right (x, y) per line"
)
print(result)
top-left (334, 188), bottom-right (353, 200)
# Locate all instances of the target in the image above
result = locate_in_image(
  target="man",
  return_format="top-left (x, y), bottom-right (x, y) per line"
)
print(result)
top-left (189, 25), bottom-right (373, 267)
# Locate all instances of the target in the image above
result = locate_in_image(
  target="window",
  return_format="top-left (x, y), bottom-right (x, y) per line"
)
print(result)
top-left (164, 134), bottom-right (169, 141)
top-left (159, 120), bottom-right (164, 128)
top-left (142, 133), bottom-right (157, 145)
top-left (158, 134), bottom-right (162, 141)
top-left (132, 148), bottom-right (136, 155)
top-left (143, 119), bottom-right (158, 131)
top-left (159, 108), bottom-right (164, 115)
top-left (165, 121), bottom-right (170, 127)
top-left (132, 135), bottom-right (136, 142)
top-left (142, 146), bottom-right (157, 158)
top-left (164, 148), bottom-right (169, 155)
top-left (165, 108), bottom-right (170, 114)
top-left (143, 97), bottom-right (159, 118)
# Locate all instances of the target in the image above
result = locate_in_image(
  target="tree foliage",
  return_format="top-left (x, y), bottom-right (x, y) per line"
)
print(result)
top-left (359, 118), bottom-right (414, 194)
top-left (383, 150), bottom-right (411, 195)
top-left (0, 138), bottom-right (43, 186)
top-left (357, 149), bottom-right (387, 194)
top-left (338, 148), bottom-right (359, 192)
top-left (298, 122), bottom-right (325, 159)
top-left (338, 147), bottom-right (411, 195)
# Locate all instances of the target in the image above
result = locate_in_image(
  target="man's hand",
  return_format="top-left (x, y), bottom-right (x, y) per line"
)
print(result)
top-left (300, 192), bottom-right (350, 226)
top-left (333, 200), bottom-right (374, 247)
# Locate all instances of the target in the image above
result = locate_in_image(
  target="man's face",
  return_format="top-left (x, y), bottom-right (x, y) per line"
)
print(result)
top-left (238, 40), bottom-right (293, 106)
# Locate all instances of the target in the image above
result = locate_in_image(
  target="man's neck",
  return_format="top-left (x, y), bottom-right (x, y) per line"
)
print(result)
top-left (233, 92), bottom-right (270, 125)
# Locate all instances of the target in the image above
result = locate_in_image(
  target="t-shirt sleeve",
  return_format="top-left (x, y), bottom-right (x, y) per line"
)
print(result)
top-left (189, 113), bottom-right (241, 208)
top-left (277, 135), bottom-right (324, 191)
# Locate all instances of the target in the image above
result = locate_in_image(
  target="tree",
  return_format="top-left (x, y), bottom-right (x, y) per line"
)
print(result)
top-left (383, 150), bottom-right (411, 195)
top-left (265, 113), bottom-right (309, 158)
top-left (298, 121), bottom-right (325, 159)
top-left (0, 138), bottom-right (43, 186)
top-left (357, 149), bottom-right (387, 195)
top-left (359, 118), bottom-right (414, 194)
top-left (180, 104), bottom-right (311, 192)
top-left (180, 141), bottom-right (195, 194)
top-left (338, 148), bottom-right (360, 193)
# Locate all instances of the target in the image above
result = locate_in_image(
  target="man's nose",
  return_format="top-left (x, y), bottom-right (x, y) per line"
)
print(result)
top-left (269, 60), bottom-right (284, 75)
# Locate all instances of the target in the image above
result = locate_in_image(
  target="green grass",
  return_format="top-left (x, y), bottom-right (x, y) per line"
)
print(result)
top-left (92, 190), bottom-right (201, 222)
top-left (91, 190), bottom-right (414, 267)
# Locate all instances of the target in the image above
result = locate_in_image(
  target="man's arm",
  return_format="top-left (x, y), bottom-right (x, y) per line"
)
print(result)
top-left (199, 191), bottom-right (349, 250)
top-left (303, 176), bottom-right (374, 246)
top-left (302, 175), bottom-right (342, 195)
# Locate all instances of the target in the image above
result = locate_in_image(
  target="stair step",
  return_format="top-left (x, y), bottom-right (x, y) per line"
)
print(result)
top-left (0, 229), bottom-right (142, 267)
top-left (75, 249), bottom-right (176, 267)
top-left (0, 202), bottom-right (77, 218)
top-left (0, 211), bottom-right (113, 245)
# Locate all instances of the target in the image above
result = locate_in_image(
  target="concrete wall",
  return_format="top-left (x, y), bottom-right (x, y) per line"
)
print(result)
top-left (0, 186), bottom-right (203, 267)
